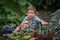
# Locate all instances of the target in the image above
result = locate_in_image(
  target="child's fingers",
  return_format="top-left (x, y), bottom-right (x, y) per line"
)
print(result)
top-left (21, 24), bottom-right (28, 30)
top-left (22, 21), bottom-right (29, 24)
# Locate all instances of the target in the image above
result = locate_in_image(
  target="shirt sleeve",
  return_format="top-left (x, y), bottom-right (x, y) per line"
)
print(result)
top-left (38, 18), bottom-right (42, 22)
top-left (23, 16), bottom-right (28, 22)
top-left (35, 16), bottom-right (42, 22)
top-left (35, 16), bottom-right (42, 27)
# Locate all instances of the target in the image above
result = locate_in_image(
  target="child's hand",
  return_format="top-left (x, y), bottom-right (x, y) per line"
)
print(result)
top-left (21, 24), bottom-right (28, 30)
top-left (20, 21), bottom-right (29, 30)
top-left (22, 21), bottom-right (29, 24)
top-left (14, 21), bottom-right (29, 32)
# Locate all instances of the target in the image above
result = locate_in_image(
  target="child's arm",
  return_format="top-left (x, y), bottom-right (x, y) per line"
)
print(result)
top-left (14, 16), bottom-right (28, 32)
top-left (14, 21), bottom-right (29, 32)
top-left (41, 20), bottom-right (48, 26)
top-left (14, 24), bottom-right (21, 32)
top-left (36, 16), bottom-right (48, 27)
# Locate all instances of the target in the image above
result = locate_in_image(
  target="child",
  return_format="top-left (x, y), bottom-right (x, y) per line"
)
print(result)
top-left (15, 6), bottom-right (48, 32)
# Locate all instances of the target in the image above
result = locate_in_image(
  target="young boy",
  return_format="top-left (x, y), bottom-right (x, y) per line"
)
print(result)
top-left (15, 6), bottom-right (48, 32)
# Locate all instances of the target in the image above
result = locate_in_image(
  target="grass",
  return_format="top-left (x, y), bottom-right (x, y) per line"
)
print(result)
top-left (0, 37), bottom-right (5, 40)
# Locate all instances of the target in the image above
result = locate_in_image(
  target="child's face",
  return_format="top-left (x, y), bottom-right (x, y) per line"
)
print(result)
top-left (27, 10), bottom-right (35, 19)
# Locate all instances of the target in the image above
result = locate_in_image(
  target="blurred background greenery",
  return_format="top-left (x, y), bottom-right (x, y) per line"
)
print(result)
top-left (0, 0), bottom-right (60, 40)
